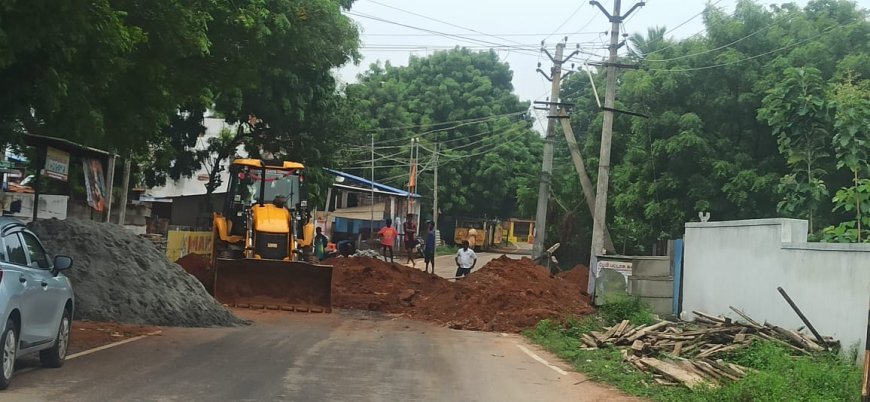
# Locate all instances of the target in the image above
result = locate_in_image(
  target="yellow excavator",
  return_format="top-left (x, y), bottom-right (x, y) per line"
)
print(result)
top-left (208, 159), bottom-right (332, 312)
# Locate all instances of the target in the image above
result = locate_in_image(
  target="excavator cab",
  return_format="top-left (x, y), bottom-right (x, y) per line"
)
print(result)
top-left (209, 159), bottom-right (332, 312)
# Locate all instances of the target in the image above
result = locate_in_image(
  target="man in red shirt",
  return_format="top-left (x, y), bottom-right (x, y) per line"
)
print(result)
top-left (403, 213), bottom-right (417, 267)
top-left (378, 219), bottom-right (398, 263)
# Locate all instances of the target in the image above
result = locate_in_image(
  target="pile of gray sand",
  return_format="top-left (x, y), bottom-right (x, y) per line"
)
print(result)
top-left (29, 218), bottom-right (245, 327)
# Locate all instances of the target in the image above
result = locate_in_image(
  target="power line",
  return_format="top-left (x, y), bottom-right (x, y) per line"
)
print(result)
top-left (644, 13), bottom-right (796, 63)
top-left (361, 31), bottom-right (604, 37)
top-left (663, 0), bottom-right (725, 36)
top-left (374, 126), bottom-right (534, 185)
top-left (346, 121), bottom-right (528, 153)
top-left (641, 0), bottom-right (726, 57)
top-left (360, 43), bottom-right (606, 50)
top-left (348, 12), bottom-right (543, 57)
top-left (645, 24), bottom-right (840, 72)
top-left (369, 112), bottom-right (528, 146)
top-left (545, 3), bottom-right (587, 42)
top-left (576, 0), bottom-right (610, 34)
top-left (357, 111), bottom-right (527, 133)
top-left (365, 0), bottom-right (527, 46)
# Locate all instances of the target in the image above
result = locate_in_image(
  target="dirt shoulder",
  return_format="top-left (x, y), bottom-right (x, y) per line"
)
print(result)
top-left (69, 320), bottom-right (160, 355)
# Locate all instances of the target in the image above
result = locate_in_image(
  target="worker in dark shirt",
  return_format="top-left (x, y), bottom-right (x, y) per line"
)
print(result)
top-left (314, 227), bottom-right (329, 261)
top-left (403, 213), bottom-right (417, 267)
top-left (423, 221), bottom-right (436, 274)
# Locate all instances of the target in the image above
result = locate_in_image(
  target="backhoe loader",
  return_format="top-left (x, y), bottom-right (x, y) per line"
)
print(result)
top-left (207, 159), bottom-right (332, 312)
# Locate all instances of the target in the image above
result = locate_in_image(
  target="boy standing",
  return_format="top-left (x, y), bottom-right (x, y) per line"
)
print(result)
top-left (454, 240), bottom-right (477, 278)
top-left (423, 221), bottom-right (436, 274)
top-left (403, 213), bottom-right (417, 267)
top-left (377, 219), bottom-right (398, 263)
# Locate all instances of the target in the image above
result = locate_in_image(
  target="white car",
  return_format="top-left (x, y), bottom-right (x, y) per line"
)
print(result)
top-left (0, 218), bottom-right (74, 389)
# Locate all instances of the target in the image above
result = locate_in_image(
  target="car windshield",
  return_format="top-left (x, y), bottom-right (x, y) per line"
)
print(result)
top-left (239, 168), bottom-right (301, 208)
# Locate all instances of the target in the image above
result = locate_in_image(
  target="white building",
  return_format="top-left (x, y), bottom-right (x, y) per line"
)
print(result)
top-left (143, 118), bottom-right (246, 200)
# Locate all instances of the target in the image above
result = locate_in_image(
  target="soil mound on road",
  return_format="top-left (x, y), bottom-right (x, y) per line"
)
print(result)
top-left (332, 257), bottom-right (452, 312)
top-left (556, 264), bottom-right (590, 293)
top-left (29, 219), bottom-right (245, 327)
top-left (330, 256), bottom-right (593, 332)
top-left (176, 253), bottom-right (213, 294)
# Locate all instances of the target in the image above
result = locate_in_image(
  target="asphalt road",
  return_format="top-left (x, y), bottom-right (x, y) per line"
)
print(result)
top-left (396, 251), bottom-right (522, 279)
top-left (4, 310), bottom-right (634, 402)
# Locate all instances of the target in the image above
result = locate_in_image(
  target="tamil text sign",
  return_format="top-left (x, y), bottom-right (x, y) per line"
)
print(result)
top-left (44, 147), bottom-right (70, 181)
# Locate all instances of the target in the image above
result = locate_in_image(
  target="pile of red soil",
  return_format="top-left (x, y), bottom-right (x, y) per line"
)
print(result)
top-left (176, 253), bottom-right (213, 293)
top-left (331, 256), bottom-right (594, 332)
top-left (331, 257), bottom-right (452, 312)
top-left (556, 264), bottom-right (590, 292)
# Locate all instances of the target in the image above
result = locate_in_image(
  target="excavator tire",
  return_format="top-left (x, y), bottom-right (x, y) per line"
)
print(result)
top-left (213, 258), bottom-right (333, 313)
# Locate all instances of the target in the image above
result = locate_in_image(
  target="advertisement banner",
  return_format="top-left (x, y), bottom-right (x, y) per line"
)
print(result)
top-left (82, 159), bottom-right (107, 212)
top-left (44, 147), bottom-right (70, 181)
top-left (166, 230), bottom-right (213, 262)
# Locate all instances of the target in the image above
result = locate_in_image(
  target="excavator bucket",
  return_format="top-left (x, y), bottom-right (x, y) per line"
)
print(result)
top-left (212, 258), bottom-right (333, 313)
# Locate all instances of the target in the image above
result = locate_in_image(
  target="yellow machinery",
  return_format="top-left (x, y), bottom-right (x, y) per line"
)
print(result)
top-left (209, 159), bottom-right (332, 312)
top-left (453, 218), bottom-right (503, 251)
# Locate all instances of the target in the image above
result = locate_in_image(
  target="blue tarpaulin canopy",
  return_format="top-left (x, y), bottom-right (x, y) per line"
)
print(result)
top-left (324, 168), bottom-right (420, 198)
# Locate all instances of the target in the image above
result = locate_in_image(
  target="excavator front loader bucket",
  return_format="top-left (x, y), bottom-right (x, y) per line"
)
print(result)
top-left (213, 258), bottom-right (333, 312)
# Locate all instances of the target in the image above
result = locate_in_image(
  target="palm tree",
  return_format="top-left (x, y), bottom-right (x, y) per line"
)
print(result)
top-left (628, 26), bottom-right (668, 58)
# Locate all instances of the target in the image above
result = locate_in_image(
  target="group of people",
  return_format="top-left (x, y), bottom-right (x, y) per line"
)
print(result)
top-left (314, 211), bottom-right (477, 278)
top-left (275, 194), bottom-right (475, 276)
top-left (376, 213), bottom-right (436, 272)
top-left (377, 213), bottom-right (476, 278)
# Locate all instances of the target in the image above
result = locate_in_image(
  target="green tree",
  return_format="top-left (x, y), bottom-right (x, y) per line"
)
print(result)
top-left (758, 67), bottom-right (832, 232)
top-left (0, 0), bottom-right (210, 152)
top-left (344, 48), bottom-right (542, 219)
top-left (1, 0), bottom-right (361, 208)
top-left (628, 26), bottom-right (669, 57)
top-left (546, 0), bottom-right (869, 257)
top-left (823, 75), bottom-right (870, 241)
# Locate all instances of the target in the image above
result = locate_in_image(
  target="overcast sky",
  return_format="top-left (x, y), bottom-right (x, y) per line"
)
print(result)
top-left (337, 0), bottom-right (867, 128)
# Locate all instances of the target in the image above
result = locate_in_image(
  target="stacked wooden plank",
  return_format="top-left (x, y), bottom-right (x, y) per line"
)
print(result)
top-left (580, 307), bottom-right (839, 389)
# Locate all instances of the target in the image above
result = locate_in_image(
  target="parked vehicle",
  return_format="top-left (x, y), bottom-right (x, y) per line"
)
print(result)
top-left (0, 217), bottom-right (74, 389)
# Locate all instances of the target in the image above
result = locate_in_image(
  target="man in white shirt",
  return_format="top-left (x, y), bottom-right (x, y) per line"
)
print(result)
top-left (454, 240), bottom-right (477, 278)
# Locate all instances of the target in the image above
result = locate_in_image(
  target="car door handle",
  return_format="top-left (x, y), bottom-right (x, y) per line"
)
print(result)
top-left (19, 276), bottom-right (26, 283)
top-left (41, 281), bottom-right (48, 287)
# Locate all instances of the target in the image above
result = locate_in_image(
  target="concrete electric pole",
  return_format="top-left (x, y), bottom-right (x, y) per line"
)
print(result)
top-left (432, 143), bottom-right (439, 229)
top-left (532, 40), bottom-right (581, 261)
top-left (104, 154), bottom-right (116, 223)
top-left (559, 114), bottom-right (616, 252)
top-left (118, 156), bottom-right (132, 226)
top-left (588, 0), bottom-right (645, 295)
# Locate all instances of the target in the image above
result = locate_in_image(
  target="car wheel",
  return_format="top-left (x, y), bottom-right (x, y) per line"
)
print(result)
top-left (0, 318), bottom-right (17, 390)
top-left (39, 308), bottom-right (71, 368)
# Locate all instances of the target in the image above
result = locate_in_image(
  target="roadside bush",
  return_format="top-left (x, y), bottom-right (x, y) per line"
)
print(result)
top-left (598, 296), bottom-right (656, 325)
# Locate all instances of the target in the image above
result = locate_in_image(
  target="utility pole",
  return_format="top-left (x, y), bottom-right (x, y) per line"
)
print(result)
top-left (532, 40), bottom-right (580, 262)
top-left (117, 156), bottom-right (132, 226)
top-left (559, 114), bottom-right (616, 252)
top-left (588, 0), bottom-right (645, 296)
top-left (409, 138), bottom-right (418, 215)
top-left (370, 132), bottom-right (375, 240)
top-left (432, 142), bottom-right (439, 229)
top-left (104, 154), bottom-right (116, 223)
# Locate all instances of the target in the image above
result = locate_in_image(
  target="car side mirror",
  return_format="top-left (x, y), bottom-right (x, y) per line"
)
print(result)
top-left (53, 255), bottom-right (73, 272)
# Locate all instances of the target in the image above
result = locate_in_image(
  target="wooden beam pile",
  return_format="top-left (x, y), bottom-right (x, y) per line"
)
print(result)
top-left (579, 307), bottom-right (839, 389)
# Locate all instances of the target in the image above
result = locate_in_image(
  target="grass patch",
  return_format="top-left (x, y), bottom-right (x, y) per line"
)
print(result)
top-left (598, 295), bottom-right (657, 326)
top-left (525, 301), bottom-right (862, 401)
top-left (436, 244), bottom-right (459, 256)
